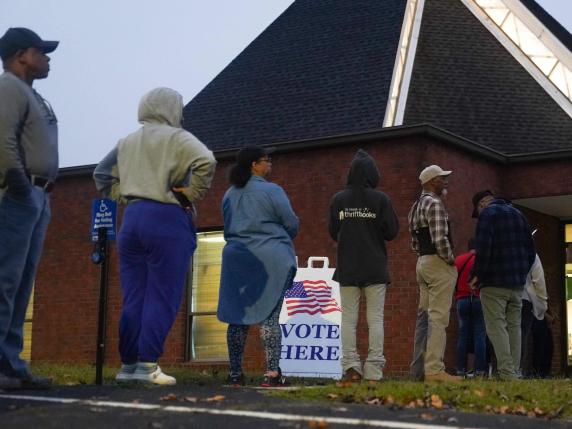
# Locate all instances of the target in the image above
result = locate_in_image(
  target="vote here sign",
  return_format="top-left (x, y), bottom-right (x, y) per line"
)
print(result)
top-left (279, 257), bottom-right (342, 379)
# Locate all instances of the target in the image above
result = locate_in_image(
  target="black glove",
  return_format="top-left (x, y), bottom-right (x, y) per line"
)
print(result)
top-left (5, 168), bottom-right (32, 197)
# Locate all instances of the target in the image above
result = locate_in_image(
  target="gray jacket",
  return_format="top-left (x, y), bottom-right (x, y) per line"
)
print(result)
top-left (0, 71), bottom-right (59, 185)
top-left (93, 87), bottom-right (216, 205)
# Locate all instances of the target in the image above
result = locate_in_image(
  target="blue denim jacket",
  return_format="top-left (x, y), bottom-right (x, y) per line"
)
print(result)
top-left (217, 176), bottom-right (299, 324)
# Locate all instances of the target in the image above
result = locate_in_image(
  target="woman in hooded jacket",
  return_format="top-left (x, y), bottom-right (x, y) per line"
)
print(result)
top-left (93, 87), bottom-right (216, 385)
top-left (217, 145), bottom-right (298, 387)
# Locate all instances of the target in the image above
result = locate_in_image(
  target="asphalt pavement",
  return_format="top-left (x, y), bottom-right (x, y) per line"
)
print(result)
top-left (0, 383), bottom-right (570, 429)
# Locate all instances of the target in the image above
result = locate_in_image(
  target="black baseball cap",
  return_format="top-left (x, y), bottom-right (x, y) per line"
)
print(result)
top-left (472, 190), bottom-right (494, 218)
top-left (0, 28), bottom-right (59, 61)
top-left (236, 145), bottom-right (275, 168)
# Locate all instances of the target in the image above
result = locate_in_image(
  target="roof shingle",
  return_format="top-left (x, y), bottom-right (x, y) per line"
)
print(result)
top-left (183, 0), bottom-right (407, 151)
top-left (184, 0), bottom-right (571, 157)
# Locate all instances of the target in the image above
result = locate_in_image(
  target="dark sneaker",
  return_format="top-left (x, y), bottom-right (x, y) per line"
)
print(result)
top-left (260, 369), bottom-right (290, 388)
top-left (0, 373), bottom-right (22, 390)
top-left (20, 374), bottom-right (52, 390)
top-left (342, 367), bottom-right (362, 383)
top-left (227, 373), bottom-right (245, 387)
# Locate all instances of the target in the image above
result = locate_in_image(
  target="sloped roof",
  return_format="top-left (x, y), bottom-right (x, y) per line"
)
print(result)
top-left (403, 0), bottom-right (572, 155)
top-left (183, 0), bottom-right (571, 158)
top-left (183, 0), bottom-right (407, 151)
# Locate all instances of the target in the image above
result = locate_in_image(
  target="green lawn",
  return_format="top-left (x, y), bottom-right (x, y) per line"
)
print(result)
top-left (271, 378), bottom-right (572, 420)
top-left (29, 364), bottom-right (572, 420)
top-left (30, 363), bottom-right (228, 386)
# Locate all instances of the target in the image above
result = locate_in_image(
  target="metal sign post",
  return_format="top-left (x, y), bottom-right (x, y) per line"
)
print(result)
top-left (93, 226), bottom-right (109, 385)
top-left (91, 199), bottom-right (117, 385)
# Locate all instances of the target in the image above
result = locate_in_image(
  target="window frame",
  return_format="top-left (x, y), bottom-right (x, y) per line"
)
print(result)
top-left (185, 226), bottom-right (229, 363)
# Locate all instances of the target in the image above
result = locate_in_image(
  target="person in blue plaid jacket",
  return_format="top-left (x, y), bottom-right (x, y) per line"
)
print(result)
top-left (469, 190), bottom-right (536, 380)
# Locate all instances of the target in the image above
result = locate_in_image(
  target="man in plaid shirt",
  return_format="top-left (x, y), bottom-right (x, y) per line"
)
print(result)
top-left (470, 190), bottom-right (535, 380)
top-left (408, 165), bottom-right (461, 382)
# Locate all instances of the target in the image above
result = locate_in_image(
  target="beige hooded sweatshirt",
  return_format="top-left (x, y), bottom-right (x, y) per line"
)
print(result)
top-left (93, 87), bottom-right (216, 205)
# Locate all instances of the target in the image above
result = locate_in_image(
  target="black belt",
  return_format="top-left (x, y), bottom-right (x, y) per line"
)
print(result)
top-left (27, 175), bottom-right (55, 193)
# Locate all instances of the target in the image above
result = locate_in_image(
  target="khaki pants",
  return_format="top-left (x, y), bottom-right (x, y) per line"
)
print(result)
top-left (480, 286), bottom-right (523, 380)
top-left (412, 255), bottom-right (457, 376)
top-left (340, 284), bottom-right (386, 381)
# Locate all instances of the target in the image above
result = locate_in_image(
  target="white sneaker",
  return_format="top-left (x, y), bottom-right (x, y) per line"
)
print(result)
top-left (115, 363), bottom-right (137, 382)
top-left (132, 364), bottom-right (176, 385)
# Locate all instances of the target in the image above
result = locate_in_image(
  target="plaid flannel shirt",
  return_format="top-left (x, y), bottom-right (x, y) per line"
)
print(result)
top-left (408, 192), bottom-right (454, 264)
top-left (472, 199), bottom-right (536, 288)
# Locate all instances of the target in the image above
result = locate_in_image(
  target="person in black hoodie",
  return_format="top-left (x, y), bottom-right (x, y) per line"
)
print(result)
top-left (328, 149), bottom-right (399, 382)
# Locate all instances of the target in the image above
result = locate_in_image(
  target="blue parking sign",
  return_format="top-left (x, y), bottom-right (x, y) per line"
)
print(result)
top-left (91, 199), bottom-right (117, 242)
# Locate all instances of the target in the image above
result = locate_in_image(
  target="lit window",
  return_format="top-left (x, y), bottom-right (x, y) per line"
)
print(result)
top-left (566, 224), bottom-right (572, 244)
top-left (188, 231), bottom-right (228, 361)
top-left (565, 225), bottom-right (572, 365)
top-left (22, 288), bottom-right (34, 361)
top-left (474, 0), bottom-right (572, 103)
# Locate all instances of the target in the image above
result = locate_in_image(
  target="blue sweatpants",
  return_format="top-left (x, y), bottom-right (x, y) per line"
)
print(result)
top-left (117, 200), bottom-right (196, 364)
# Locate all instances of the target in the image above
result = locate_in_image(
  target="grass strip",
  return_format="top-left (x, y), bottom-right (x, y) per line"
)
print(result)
top-left (270, 378), bottom-right (572, 420)
top-left (29, 362), bottom-right (227, 386)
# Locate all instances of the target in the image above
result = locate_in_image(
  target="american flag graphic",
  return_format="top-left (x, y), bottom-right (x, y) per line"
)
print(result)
top-left (284, 280), bottom-right (341, 316)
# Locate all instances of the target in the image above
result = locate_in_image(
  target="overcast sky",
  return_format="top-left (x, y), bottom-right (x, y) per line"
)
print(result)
top-left (1, 0), bottom-right (570, 168)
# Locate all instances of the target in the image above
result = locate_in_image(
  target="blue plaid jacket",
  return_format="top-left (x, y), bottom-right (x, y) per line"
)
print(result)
top-left (472, 199), bottom-right (535, 288)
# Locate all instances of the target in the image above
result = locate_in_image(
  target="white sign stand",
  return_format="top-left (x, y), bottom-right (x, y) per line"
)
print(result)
top-left (279, 257), bottom-right (342, 379)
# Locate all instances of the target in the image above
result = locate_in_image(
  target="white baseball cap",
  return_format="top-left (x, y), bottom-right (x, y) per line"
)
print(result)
top-left (419, 165), bottom-right (452, 184)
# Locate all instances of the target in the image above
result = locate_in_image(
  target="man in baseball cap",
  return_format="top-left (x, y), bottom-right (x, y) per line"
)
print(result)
top-left (419, 165), bottom-right (452, 185)
top-left (469, 189), bottom-right (536, 380)
top-left (471, 190), bottom-right (494, 218)
top-left (0, 27), bottom-right (58, 61)
top-left (0, 27), bottom-right (59, 390)
top-left (408, 164), bottom-right (460, 382)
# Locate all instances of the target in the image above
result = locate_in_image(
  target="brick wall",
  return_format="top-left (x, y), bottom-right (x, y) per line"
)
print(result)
top-left (32, 136), bottom-right (571, 376)
top-left (504, 159), bottom-right (572, 198)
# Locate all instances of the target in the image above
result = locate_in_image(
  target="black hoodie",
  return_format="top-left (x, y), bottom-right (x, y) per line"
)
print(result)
top-left (328, 150), bottom-right (399, 286)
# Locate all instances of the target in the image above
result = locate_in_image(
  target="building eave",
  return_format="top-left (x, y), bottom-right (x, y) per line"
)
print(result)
top-left (504, 148), bottom-right (572, 163)
top-left (56, 123), bottom-right (571, 178)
